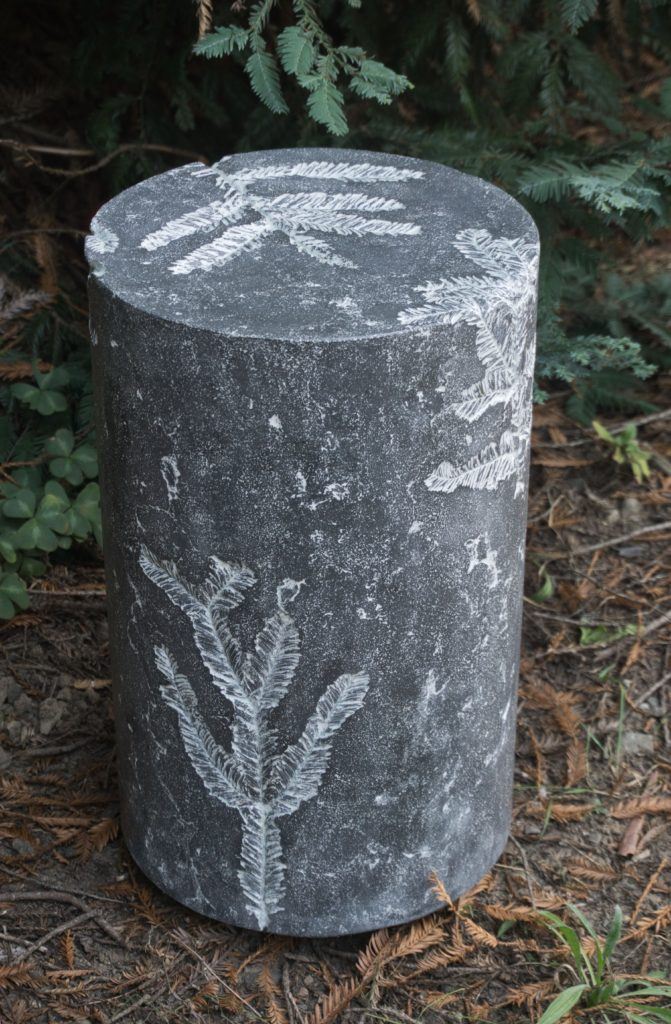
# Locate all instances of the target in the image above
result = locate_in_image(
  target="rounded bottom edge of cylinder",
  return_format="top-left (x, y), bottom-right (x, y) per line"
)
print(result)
top-left (121, 829), bottom-right (512, 939)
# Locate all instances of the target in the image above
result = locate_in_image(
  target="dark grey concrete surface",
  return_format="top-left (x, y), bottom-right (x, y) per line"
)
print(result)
top-left (87, 148), bottom-right (539, 935)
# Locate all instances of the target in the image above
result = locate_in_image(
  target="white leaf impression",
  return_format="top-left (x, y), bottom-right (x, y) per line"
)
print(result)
top-left (87, 223), bottom-right (119, 255)
top-left (140, 547), bottom-right (369, 930)
top-left (398, 229), bottom-right (539, 496)
top-left (139, 159), bottom-right (424, 274)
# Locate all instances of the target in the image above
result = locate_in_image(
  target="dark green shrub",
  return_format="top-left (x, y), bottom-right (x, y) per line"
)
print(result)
top-left (1, 0), bottom-right (669, 615)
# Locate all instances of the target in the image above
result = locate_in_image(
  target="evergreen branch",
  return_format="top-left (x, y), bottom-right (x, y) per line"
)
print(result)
top-left (219, 160), bottom-right (424, 183)
top-left (245, 48), bottom-right (289, 116)
top-left (273, 210), bottom-right (421, 236)
top-left (471, 307), bottom-right (518, 379)
top-left (398, 274), bottom-right (509, 325)
top-left (87, 225), bottom-right (119, 255)
top-left (248, 0), bottom-right (278, 35)
top-left (451, 366), bottom-right (517, 423)
top-left (452, 229), bottom-right (537, 281)
top-left (560, 0), bottom-right (598, 34)
top-left (304, 74), bottom-right (348, 136)
top-left (193, 25), bottom-right (249, 58)
top-left (277, 26), bottom-right (315, 75)
top-left (139, 546), bottom-right (203, 619)
top-left (204, 557), bottom-right (257, 611)
top-left (287, 231), bottom-right (356, 267)
top-left (262, 191), bottom-right (405, 213)
top-left (140, 547), bottom-right (253, 717)
top-left (518, 160), bottom-right (660, 215)
top-left (143, 549), bottom-right (370, 930)
top-left (349, 59), bottom-right (411, 105)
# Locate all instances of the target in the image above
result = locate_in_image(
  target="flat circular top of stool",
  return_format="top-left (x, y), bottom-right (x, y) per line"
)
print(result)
top-left (86, 147), bottom-right (538, 343)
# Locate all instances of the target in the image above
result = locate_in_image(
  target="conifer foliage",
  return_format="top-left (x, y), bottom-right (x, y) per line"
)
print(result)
top-left (1, 0), bottom-right (669, 618)
top-left (194, 0), bottom-right (670, 418)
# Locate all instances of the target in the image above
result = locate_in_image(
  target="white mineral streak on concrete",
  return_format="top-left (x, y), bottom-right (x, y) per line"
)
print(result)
top-left (276, 578), bottom-right (305, 611)
top-left (419, 669), bottom-right (447, 711)
top-left (324, 481), bottom-right (348, 501)
top-left (187, 856), bottom-right (210, 908)
top-left (160, 455), bottom-right (181, 505)
top-left (330, 296), bottom-right (361, 314)
top-left (441, 773), bottom-right (458, 808)
top-left (125, 574), bottom-right (145, 657)
top-left (483, 674), bottom-right (515, 767)
top-left (465, 533), bottom-right (500, 589)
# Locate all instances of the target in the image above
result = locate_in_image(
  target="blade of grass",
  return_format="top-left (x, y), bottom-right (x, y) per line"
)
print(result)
top-left (538, 984), bottom-right (588, 1024)
top-left (603, 905), bottom-right (623, 962)
top-left (537, 911), bottom-right (594, 985)
top-left (568, 903), bottom-right (605, 980)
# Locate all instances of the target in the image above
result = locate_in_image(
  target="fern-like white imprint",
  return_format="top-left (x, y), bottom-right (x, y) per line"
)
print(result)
top-left (139, 547), bottom-right (369, 930)
top-left (398, 229), bottom-right (539, 496)
top-left (88, 222), bottom-right (119, 255)
top-left (139, 159), bottom-right (423, 274)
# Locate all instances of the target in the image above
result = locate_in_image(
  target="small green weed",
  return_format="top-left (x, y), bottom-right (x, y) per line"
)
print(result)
top-left (537, 904), bottom-right (671, 1024)
top-left (593, 421), bottom-right (652, 485)
top-left (579, 623), bottom-right (638, 647)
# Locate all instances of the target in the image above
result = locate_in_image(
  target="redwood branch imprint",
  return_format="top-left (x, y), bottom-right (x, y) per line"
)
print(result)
top-left (139, 547), bottom-right (369, 930)
top-left (138, 158), bottom-right (424, 273)
top-left (398, 229), bottom-right (539, 496)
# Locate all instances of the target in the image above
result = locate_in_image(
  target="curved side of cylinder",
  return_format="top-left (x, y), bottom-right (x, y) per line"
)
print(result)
top-left (89, 242), bottom-right (537, 935)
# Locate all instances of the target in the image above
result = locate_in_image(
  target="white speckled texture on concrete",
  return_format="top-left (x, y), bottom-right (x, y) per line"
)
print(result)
top-left (87, 147), bottom-right (539, 936)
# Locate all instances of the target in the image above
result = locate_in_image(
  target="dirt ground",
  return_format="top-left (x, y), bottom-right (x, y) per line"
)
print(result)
top-left (1, 397), bottom-right (670, 1024)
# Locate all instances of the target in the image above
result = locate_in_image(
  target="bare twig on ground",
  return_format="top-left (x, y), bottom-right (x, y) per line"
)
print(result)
top-left (20, 738), bottom-right (93, 759)
top-left (171, 928), bottom-right (266, 1021)
top-left (0, 865), bottom-right (125, 904)
top-left (0, 891), bottom-right (128, 947)
top-left (14, 909), bottom-right (97, 962)
top-left (283, 960), bottom-right (306, 1024)
top-left (543, 520), bottom-right (671, 561)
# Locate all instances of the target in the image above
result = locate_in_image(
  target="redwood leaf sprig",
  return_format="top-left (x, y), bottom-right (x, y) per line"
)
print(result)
top-left (194, 1), bottom-right (411, 135)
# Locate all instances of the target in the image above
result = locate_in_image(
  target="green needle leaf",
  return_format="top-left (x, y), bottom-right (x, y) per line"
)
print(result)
top-left (245, 50), bottom-right (289, 114)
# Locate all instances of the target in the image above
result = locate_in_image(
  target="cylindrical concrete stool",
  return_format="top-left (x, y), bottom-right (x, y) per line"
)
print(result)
top-left (86, 148), bottom-right (539, 937)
